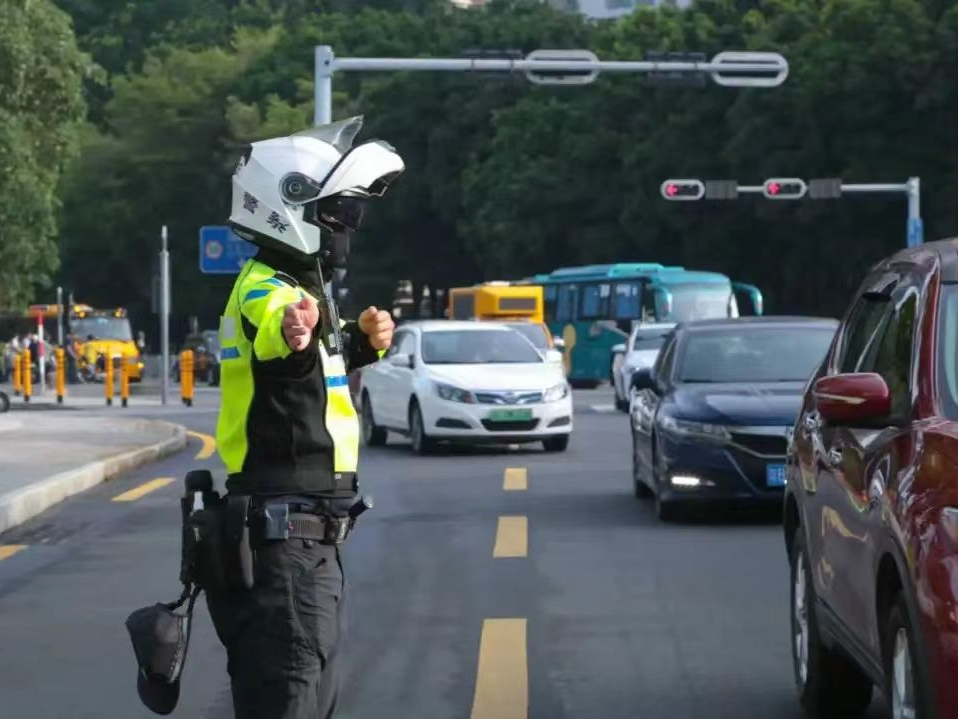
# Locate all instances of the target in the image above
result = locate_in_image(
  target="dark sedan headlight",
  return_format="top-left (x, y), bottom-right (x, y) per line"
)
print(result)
top-left (659, 416), bottom-right (731, 443)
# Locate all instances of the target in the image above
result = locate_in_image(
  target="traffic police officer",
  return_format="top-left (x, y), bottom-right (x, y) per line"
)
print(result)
top-left (208, 117), bottom-right (404, 719)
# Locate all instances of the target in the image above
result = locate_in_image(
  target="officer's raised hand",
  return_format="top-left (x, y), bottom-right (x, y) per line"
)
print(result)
top-left (283, 297), bottom-right (320, 352)
top-left (358, 306), bottom-right (394, 350)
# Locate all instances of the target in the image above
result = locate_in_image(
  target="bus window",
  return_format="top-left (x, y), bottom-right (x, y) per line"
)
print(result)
top-left (451, 292), bottom-right (475, 319)
top-left (557, 284), bottom-right (577, 322)
top-left (544, 285), bottom-right (558, 322)
top-left (580, 283), bottom-right (611, 320)
top-left (498, 297), bottom-right (538, 313)
top-left (613, 282), bottom-right (641, 320)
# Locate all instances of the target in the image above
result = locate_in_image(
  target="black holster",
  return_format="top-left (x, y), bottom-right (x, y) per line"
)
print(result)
top-left (179, 490), bottom-right (254, 595)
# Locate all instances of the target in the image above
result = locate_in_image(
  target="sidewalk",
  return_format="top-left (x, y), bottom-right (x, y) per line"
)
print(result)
top-left (0, 412), bottom-right (186, 534)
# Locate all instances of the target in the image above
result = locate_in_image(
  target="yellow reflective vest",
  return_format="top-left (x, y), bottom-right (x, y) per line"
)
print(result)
top-left (216, 257), bottom-right (380, 497)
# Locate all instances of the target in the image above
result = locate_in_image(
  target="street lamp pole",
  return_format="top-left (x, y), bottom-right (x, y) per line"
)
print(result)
top-left (313, 46), bottom-right (789, 127)
top-left (160, 225), bottom-right (170, 406)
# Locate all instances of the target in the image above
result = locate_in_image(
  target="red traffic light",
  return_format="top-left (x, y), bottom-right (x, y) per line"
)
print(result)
top-left (661, 179), bottom-right (705, 201)
top-left (762, 178), bottom-right (807, 200)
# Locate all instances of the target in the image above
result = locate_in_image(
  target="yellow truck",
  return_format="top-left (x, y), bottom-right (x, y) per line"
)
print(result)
top-left (69, 304), bottom-right (144, 382)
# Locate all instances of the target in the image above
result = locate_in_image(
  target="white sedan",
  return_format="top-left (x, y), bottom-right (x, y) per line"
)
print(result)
top-left (611, 322), bottom-right (675, 412)
top-left (359, 321), bottom-right (573, 453)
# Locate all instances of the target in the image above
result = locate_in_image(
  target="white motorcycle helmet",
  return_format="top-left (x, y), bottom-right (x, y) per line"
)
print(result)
top-left (229, 116), bottom-right (404, 256)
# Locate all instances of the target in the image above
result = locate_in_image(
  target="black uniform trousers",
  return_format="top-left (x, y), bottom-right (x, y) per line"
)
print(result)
top-left (207, 538), bottom-right (347, 719)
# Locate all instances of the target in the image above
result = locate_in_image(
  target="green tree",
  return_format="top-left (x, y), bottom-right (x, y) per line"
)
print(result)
top-left (0, 0), bottom-right (89, 311)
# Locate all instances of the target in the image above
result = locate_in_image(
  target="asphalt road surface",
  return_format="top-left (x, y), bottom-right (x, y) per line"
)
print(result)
top-left (0, 388), bottom-right (886, 718)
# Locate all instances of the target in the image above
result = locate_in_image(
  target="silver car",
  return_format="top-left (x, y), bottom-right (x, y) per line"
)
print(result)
top-left (611, 322), bottom-right (675, 412)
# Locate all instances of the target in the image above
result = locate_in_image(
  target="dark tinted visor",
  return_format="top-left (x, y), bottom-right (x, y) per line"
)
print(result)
top-left (312, 196), bottom-right (368, 231)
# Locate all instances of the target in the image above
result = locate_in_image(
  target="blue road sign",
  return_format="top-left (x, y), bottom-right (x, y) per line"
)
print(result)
top-left (907, 217), bottom-right (924, 248)
top-left (199, 226), bottom-right (257, 274)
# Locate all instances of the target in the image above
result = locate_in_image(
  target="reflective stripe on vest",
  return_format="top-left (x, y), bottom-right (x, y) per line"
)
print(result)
top-left (319, 348), bottom-right (359, 474)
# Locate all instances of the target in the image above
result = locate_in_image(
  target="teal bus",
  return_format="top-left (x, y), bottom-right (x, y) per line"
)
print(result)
top-left (522, 264), bottom-right (763, 386)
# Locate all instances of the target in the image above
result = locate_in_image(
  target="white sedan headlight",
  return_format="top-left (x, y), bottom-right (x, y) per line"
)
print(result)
top-left (435, 382), bottom-right (475, 403)
top-left (543, 382), bottom-right (570, 402)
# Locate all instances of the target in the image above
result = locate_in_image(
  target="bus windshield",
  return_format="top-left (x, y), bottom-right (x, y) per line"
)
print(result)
top-left (72, 317), bottom-right (133, 341)
top-left (661, 284), bottom-right (735, 322)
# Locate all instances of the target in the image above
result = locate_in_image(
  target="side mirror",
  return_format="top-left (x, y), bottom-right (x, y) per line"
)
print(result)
top-left (814, 373), bottom-right (890, 425)
top-left (552, 336), bottom-right (565, 351)
top-left (630, 367), bottom-right (656, 393)
top-left (390, 353), bottom-right (415, 369)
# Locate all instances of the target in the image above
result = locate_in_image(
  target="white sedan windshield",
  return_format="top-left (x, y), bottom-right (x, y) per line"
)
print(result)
top-left (422, 330), bottom-right (542, 365)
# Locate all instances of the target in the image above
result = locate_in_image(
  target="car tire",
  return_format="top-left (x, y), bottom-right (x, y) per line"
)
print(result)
top-left (409, 401), bottom-right (436, 455)
top-left (361, 392), bottom-right (388, 447)
top-left (542, 435), bottom-right (569, 452)
top-left (790, 528), bottom-right (873, 719)
top-left (0, 391), bottom-right (9, 413)
top-left (883, 592), bottom-right (932, 719)
top-left (616, 394), bottom-right (630, 413)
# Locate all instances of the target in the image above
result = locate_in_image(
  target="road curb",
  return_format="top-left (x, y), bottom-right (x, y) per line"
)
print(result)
top-left (0, 419), bottom-right (188, 535)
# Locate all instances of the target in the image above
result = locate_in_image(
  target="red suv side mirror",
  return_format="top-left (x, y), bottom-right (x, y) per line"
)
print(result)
top-left (813, 373), bottom-right (891, 425)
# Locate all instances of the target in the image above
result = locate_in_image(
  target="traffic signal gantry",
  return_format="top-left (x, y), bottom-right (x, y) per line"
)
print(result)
top-left (312, 47), bottom-right (789, 125)
top-left (660, 176), bottom-right (923, 248)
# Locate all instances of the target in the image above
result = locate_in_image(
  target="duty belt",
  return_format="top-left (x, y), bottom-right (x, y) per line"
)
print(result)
top-left (256, 497), bottom-right (372, 546)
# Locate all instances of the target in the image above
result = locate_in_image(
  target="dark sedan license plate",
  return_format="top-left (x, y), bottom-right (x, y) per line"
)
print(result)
top-left (766, 464), bottom-right (787, 488)
top-left (488, 409), bottom-right (533, 422)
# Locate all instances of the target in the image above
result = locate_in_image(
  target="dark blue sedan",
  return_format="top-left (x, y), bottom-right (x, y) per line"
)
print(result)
top-left (629, 317), bottom-right (837, 520)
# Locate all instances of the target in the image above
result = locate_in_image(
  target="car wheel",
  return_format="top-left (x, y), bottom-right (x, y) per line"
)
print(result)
top-left (361, 392), bottom-right (388, 447)
top-left (632, 430), bottom-right (652, 499)
top-left (542, 435), bottom-right (569, 452)
top-left (615, 392), bottom-right (630, 413)
top-left (883, 592), bottom-right (931, 719)
top-left (790, 528), bottom-right (873, 719)
top-left (409, 401), bottom-right (436, 455)
top-left (0, 391), bottom-right (9, 413)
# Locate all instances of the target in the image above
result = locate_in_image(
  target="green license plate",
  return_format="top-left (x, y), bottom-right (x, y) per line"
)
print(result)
top-left (488, 408), bottom-right (533, 422)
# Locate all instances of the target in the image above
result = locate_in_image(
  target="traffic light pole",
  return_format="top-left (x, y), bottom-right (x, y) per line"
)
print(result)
top-left (662, 176), bottom-right (923, 248)
top-left (314, 46), bottom-right (789, 126)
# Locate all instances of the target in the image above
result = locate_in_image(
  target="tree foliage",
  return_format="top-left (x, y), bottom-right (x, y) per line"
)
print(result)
top-left (0, 0), bottom-right (89, 311)
top-left (48, 0), bottom-right (958, 338)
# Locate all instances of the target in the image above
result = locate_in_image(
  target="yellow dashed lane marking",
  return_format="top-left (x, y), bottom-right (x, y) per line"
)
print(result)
top-left (493, 516), bottom-right (527, 558)
top-left (112, 477), bottom-right (175, 503)
top-left (503, 467), bottom-right (527, 491)
top-left (470, 618), bottom-right (528, 719)
top-left (0, 545), bottom-right (27, 562)
top-left (188, 431), bottom-right (216, 460)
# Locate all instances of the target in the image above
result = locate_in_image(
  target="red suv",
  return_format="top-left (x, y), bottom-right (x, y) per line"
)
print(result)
top-left (785, 239), bottom-right (958, 719)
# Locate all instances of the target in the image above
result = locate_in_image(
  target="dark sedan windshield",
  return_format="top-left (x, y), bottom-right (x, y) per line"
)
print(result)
top-left (678, 326), bottom-right (835, 383)
top-left (422, 330), bottom-right (542, 364)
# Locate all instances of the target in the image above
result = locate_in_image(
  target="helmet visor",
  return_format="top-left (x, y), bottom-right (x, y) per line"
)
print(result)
top-left (309, 196), bottom-right (368, 232)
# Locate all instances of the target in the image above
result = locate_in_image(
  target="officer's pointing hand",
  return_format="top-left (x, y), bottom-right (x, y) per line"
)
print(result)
top-left (358, 306), bottom-right (394, 350)
top-left (283, 297), bottom-right (320, 352)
